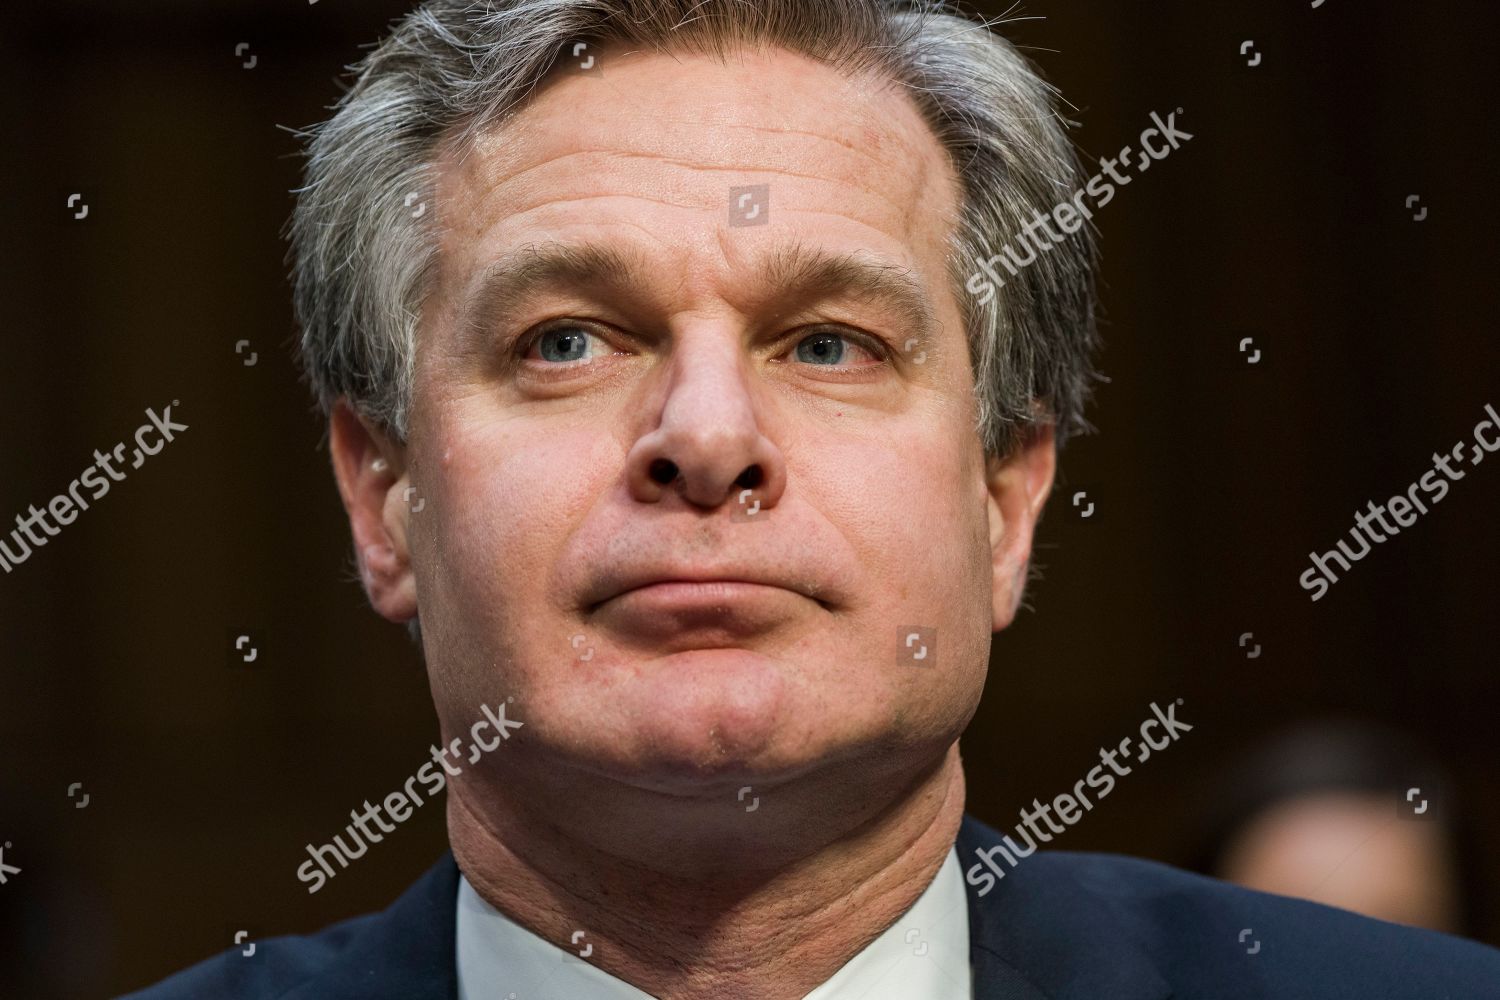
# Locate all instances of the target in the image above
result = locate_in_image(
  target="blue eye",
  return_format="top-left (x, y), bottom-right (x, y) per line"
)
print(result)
top-left (795, 331), bottom-right (849, 365)
top-left (533, 326), bottom-right (595, 363)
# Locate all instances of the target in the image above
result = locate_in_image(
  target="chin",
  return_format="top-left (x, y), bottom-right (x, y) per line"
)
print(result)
top-left (619, 648), bottom-right (792, 771)
top-left (540, 646), bottom-right (867, 786)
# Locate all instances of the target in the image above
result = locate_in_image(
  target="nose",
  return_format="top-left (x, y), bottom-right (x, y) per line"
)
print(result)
top-left (625, 332), bottom-right (786, 513)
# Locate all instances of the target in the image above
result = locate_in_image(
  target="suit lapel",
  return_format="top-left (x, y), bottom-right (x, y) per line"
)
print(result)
top-left (285, 853), bottom-right (461, 1000)
top-left (957, 815), bottom-right (1173, 1000)
top-left (275, 819), bottom-right (1172, 1000)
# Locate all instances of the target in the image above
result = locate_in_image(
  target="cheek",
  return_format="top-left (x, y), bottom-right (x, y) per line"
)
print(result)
top-left (803, 425), bottom-right (992, 688)
top-left (808, 421), bottom-right (988, 599)
top-left (412, 413), bottom-right (617, 642)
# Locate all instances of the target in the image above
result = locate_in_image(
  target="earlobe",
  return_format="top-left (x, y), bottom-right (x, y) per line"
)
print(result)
top-left (986, 423), bottom-right (1057, 633)
top-left (328, 401), bottom-right (420, 623)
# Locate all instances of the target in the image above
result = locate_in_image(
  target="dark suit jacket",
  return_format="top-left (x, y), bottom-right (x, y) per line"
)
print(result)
top-left (120, 813), bottom-right (1500, 999)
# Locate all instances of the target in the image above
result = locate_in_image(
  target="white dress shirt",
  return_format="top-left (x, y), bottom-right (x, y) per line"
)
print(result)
top-left (456, 846), bottom-right (973, 999)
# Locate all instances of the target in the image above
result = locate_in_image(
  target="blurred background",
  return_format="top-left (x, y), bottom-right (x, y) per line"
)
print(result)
top-left (1, 0), bottom-right (1497, 996)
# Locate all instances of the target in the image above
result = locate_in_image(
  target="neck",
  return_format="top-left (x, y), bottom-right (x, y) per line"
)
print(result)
top-left (449, 741), bottom-right (968, 1000)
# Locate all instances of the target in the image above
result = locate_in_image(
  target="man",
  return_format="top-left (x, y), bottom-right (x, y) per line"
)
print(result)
top-left (124, 1), bottom-right (1500, 997)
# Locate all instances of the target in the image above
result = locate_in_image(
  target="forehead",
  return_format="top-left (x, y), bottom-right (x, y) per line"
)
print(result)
top-left (427, 45), bottom-right (965, 320)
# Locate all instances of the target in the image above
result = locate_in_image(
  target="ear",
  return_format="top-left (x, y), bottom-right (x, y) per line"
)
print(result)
top-left (328, 400), bottom-right (419, 623)
top-left (985, 422), bottom-right (1057, 632)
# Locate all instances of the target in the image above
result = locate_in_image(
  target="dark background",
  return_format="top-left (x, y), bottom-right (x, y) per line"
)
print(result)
top-left (2, 1), bottom-right (1496, 996)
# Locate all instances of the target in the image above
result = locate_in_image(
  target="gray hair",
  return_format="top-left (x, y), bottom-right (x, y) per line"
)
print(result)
top-left (286, 0), bottom-right (1099, 459)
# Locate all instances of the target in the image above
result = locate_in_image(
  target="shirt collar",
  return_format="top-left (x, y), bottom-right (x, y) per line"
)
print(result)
top-left (456, 847), bottom-right (973, 1000)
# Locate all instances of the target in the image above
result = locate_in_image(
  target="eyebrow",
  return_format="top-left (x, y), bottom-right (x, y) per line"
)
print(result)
top-left (456, 239), bottom-right (939, 349)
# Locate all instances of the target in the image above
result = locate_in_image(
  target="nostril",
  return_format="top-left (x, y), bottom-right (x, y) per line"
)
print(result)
top-left (734, 465), bottom-right (763, 491)
top-left (649, 459), bottom-right (679, 485)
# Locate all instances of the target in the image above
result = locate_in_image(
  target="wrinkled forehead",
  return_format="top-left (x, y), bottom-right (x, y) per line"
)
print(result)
top-left (437, 42), bottom-right (952, 195)
top-left (423, 45), bottom-right (966, 320)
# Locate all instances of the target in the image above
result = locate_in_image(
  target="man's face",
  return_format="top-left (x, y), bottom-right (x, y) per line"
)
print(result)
top-left (339, 46), bottom-right (1052, 794)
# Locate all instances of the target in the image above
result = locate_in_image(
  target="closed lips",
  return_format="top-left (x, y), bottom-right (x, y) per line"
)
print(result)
top-left (584, 569), bottom-right (831, 611)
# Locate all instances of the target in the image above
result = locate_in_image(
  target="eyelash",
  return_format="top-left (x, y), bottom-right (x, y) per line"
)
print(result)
top-left (788, 328), bottom-right (893, 366)
top-left (513, 322), bottom-right (894, 368)
top-left (513, 322), bottom-right (618, 364)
